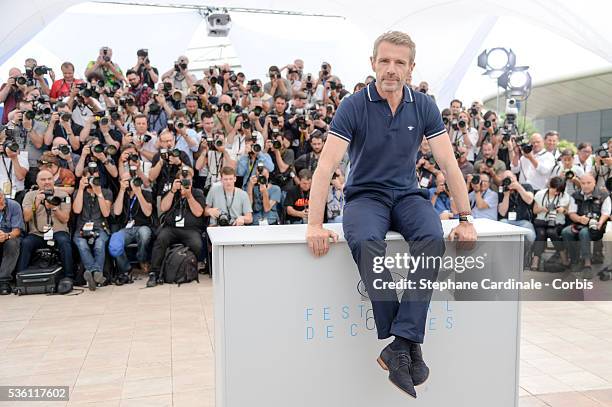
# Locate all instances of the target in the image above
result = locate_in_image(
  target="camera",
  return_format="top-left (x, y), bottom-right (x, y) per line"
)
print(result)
top-left (469, 106), bottom-right (479, 116)
top-left (93, 144), bottom-right (117, 156)
top-left (44, 190), bottom-right (62, 206)
top-left (148, 102), bottom-right (161, 115)
top-left (215, 138), bottom-right (223, 148)
top-left (34, 66), bottom-right (51, 76)
top-left (218, 212), bottom-right (231, 227)
top-left (458, 119), bottom-right (467, 129)
top-left (505, 98), bottom-right (518, 122)
top-left (128, 153), bottom-right (139, 162)
top-left (16, 76), bottom-right (27, 86)
top-left (257, 174), bottom-right (267, 185)
top-left (451, 119), bottom-right (459, 131)
top-left (596, 147), bottom-right (610, 159)
top-left (2, 140), bottom-right (19, 154)
top-left (471, 174), bottom-right (481, 184)
top-left (521, 143), bottom-right (533, 154)
top-left (58, 144), bottom-right (71, 155)
top-left (129, 165), bottom-right (138, 177)
top-left (484, 119), bottom-right (492, 128)
top-left (501, 177), bottom-right (512, 192)
top-left (160, 148), bottom-right (181, 161)
top-left (252, 143), bottom-right (262, 153)
top-left (546, 209), bottom-right (557, 227)
top-left (565, 170), bottom-right (575, 180)
top-left (180, 178), bottom-right (191, 188)
top-left (60, 112), bottom-right (72, 122)
top-left (88, 176), bottom-right (101, 187)
top-left (163, 82), bottom-right (172, 93)
top-left (181, 166), bottom-right (190, 178)
top-left (87, 161), bottom-right (98, 175)
top-left (442, 117), bottom-right (449, 126)
top-left (101, 47), bottom-right (111, 62)
top-left (222, 103), bottom-right (232, 113)
top-left (24, 110), bottom-right (36, 120)
top-left (81, 229), bottom-right (100, 245)
top-left (485, 157), bottom-right (495, 168)
top-left (248, 80), bottom-right (260, 93)
top-left (195, 84), bottom-right (206, 95)
top-left (269, 115), bottom-right (279, 126)
top-left (174, 61), bottom-right (187, 72)
top-left (272, 140), bottom-right (282, 150)
top-left (131, 177), bottom-right (143, 188)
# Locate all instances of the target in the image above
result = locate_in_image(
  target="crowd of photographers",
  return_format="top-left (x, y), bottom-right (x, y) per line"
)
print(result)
top-left (418, 98), bottom-right (612, 276)
top-left (0, 46), bottom-right (610, 295)
top-left (0, 48), bottom-right (354, 294)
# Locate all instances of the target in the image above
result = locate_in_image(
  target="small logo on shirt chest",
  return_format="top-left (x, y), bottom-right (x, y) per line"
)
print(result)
top-left (407, 126), bottom-right (415, 131)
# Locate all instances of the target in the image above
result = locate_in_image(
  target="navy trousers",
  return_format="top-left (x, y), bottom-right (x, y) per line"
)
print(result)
top-left (343, 187), bottom-right (445, 343)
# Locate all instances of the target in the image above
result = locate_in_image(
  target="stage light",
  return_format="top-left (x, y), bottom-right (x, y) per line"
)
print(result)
top-left (477, 48), bottom-right (516, 78)
top-left (497, 66), bottom-right (532, 100)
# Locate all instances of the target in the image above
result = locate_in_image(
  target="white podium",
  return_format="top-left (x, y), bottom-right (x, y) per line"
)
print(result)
top-left (208, 219), bottom-right (527, 407)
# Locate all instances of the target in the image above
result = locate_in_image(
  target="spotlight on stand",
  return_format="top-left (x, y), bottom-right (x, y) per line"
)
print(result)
top-left (498, 66), bottom-right (532, 100)
top-left (477, 48), bottom-right (516, 78)
top-left (205, 8), bottom-right (232, 37)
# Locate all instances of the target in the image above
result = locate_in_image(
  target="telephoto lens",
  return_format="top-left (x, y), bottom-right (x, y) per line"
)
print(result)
top-left (170, 149), bottom-right (181, 157)
top-left (180, 178), bottom-right (191, 188)
top-left (257, 175), bottom-right (267, 185)
top-left (131, 177), bottom-right (143, 187)
top-left (252, 144), bottom-right (262, 153)
top-left (485, 158), bottom-right (495, 167)
top-left (129, 153), bottom-right (139, 162)
top-left (471, 174), bottom-right (481, 184)
top-left (58, 145), bottom-right (71, 155)
top-left (93, 144), bottom-right (105, 154)
top-left (105, 145), bottom-right (118, 156)
top-left (484, 120), bottom-right (492, 128)
top-left (273, 140), bottom-right (282, 149)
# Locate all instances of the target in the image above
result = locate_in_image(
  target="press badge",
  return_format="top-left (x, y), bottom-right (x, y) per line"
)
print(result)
top-left (508, 211), bottom-right (517, 221)
top-left (2, 181), bottom-right (11, 196)
top-left (43, 226), bottom-right (54, 241)
top-left (419, 177), bottom-right (430, 188)
top-left (126, 220), bottom-right (135, 229)
top-left (175, 215), bottom-right (185, 228)
top-left (83, 222), bottom-right (94, 232)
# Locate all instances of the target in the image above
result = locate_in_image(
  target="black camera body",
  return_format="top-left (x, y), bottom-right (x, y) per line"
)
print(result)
top-left (218, 212), bottom-right (231, 227)
top-left (88, 176), bottom-right (101, 187)
top-left (2, 139), bottom-right (19, 154)
top-left (81, 229), bottom-right (100, 245)
top-left (501, 177), bottom-right (512, 192)
top-left (565, 170), bottom-right (575, 180)
top-left (58, 144), bottom-right (71, 155)
top-left (485, 157), bottom-right (495, 168)
top-left (471, 174), bottom-right (481, 185)
top-left (180, 178), bottom-right (191, 188)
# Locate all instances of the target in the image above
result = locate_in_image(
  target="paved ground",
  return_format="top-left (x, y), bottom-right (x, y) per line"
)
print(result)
top-left (1, 275), bottom-right (612, 406)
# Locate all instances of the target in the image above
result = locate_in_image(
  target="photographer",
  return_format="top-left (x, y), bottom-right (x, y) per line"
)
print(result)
top-left (72, 168), bottom-right (113, 291)
top-left (531, 176), bottom-right (570, 270)
top-left (195, 132), bottom-right (236, 191)
top-left (284, 169), bottom-right (313, 224)
top-left (467, 173), bottom-right (498, 220)
top-left (161, 55), bottom-right (195, 94)
top-left (326, 168), bottom-right (345, 223)
top-left (133, 49), bottom-right (158, 88)
top-left (49, 62), bottom-right (83, 103)
top-left (226, 113), bottom-right (254, 160)
top-left (561, 174), bottom-right (610, 274)
top-left (80, 113), bottom-right (122, 151)
top-left (544, 130), bottom-right (561, 159)
top-left (498, 170), bottom-right (536, 244)
top-left (85, 47), bottom-right (124, 88)
top-left (50, 138), bottom-right (78, 172)
top-left (264, 66), bottom-right (291, 100)
top-left (510, 133), bottom-right (555, 191)
top-left (180, 95), bottom-right (204, 130)
top-left (294, 131), bottom-right (324, 174)
top-left (18, 169), bottom-right (74, 291)
top-left (7, 98), bottom-right (47, 171)
top-left (0, 193), bottom-right (24, 295)
top-left (0, 129), bottom-right (29, 201)
top-left (236, 137), bottom-right (274, 190)
top-left (476, 110), bottom-right (498, 149)
top-left (43, 101), bottom-right (82, 152)
top-left (473, 141), bottom-right (506, 185)
top-left (171, 112), bottom-right (201, 165)
top-left (111, 171), bottom-right (153, 283)
top-left (450, 111), bottom-right (478, 163)
top-left (574, 142), bottom-right (594, 173)
top-left (0, 68), bottom-right (29, 125)
top-left (592, 141), bottom-right (612, 194)
top-left (416, 139), bottom-right (438, 189)
top-left (126, 69), bottom-right (152, 110)
top-left (148, 129), bottom-right (191, 198)
top-left (206, 166), bottom-right (252, 226)
top-left (268, 132), bottom-right (295, 193)
top-left (149, 166), bottom-right (205, 287)
top-left (214, 94), bottom-right (237, 136)
top-left (428, 173), bottom-right (455, 220)
top-left (124, 114), bottom-right (157, 164)
top-left (146, 91), bottom-right (171, 135)
top-left (37, 152), bottom-right (75, 195)
top-left (74, 138), bottom-right (119, 190)
top-left (551, 149), bottom-right (583, 196)
top-left (246, 165), bottom-right (280, 225)
top-left (455, 145), bottom-right (474, 180)
top-left (117, 144), bottom-right (151, 190)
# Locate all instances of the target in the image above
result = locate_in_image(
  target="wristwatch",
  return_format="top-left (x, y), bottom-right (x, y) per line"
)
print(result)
top-left (458, 211), bottom-right (474, 223)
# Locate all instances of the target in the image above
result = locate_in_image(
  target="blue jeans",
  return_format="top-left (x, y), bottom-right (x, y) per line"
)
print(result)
top-left (73, 230), bottom-right (109, 273)
top-left (500, 219), bottom-right (536, 242)
top-left (18, 232), bottom-right (74, 278)
top-left (112, 226), bottom-right (152, 274)
top-left (561, 225), bottom-right (591, 262)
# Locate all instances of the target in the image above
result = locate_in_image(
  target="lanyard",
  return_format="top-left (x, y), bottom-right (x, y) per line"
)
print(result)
top-left (1, 156), bottom-right (13, 185)
top-left (471, 189), bottom-right (487, 209)
top-left (128, 195), bottom-right (138, 221)
top-left (210, 151), bottom-right (223, 176)
top-left (247, 158), bottom-right (257, 179)
top-left (543, 192), bottom-right (559, 208)
top-left (224, 188), bottom-right (236, 214)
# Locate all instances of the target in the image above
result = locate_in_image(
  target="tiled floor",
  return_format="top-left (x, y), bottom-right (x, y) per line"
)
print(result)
top-left (1, 277), bottom-right (612, 406)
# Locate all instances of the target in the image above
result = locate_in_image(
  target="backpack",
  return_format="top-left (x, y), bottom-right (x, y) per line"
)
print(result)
top-left (15, 249), bottom-right (62, 295)
top-left (160, 244), bottom-right (199, 285)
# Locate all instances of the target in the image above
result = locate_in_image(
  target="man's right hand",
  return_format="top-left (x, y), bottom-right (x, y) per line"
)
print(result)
top-left (306, 224), bottom-right (339, 257)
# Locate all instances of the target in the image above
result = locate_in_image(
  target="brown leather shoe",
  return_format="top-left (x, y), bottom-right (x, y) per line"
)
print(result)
top-left (140, 262), bottom-right (150, 275)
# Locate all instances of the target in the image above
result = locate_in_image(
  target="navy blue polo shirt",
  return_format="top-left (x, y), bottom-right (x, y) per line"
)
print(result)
top-left (329, 81), bottom-right (445, 195)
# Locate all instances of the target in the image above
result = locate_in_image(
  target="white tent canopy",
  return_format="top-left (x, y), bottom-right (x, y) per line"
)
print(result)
top-left (1, 0), bottom-right (611, 110)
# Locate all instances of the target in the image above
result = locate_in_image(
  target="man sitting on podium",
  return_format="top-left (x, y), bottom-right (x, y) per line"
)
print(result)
top-left (306, 31), bottom-right (476, 399)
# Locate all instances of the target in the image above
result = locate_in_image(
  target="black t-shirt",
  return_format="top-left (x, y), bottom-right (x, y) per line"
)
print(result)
top-left (53, 120), bottom-right (83, 146)
top-left (284, 185), bottom-right (310, 223)
top-left (151, 150), bottom-right (192, 197)
top-left (136, 65), bottom-right (159, 88)
top-left (74, 188), bottom-right (113, 232)
top-left (294, 152), bottom-right (319, 173)
top-left (164, 188), bottom-right (206, 230)
top-left (118, 190), bottom-right (153, 227)
top-left (499, 183), bottom-right (534, 221)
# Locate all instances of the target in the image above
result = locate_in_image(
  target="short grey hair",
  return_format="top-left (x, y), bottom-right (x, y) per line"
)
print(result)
top-left (372, 31), bottom-right (416, 63)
